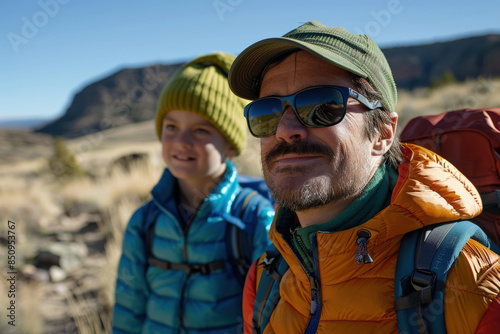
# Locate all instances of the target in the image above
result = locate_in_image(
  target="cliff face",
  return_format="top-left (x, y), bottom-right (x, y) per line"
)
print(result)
top-left (36, 63), bottom-right (183, 138)
top-left (384, 34), bottom-right (500, 90)
top-left (37, 34), bottom-right (500, 139)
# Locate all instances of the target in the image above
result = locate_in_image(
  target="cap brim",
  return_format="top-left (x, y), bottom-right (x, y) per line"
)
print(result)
top-left (229, 37), bottom-right (368, 100)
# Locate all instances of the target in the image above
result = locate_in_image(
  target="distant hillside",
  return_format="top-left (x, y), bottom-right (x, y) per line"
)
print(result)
top-left (36, 34), bottom-right (500, 139)
top-left (384, 34), bottom-right (500, 90)
top-left (36, 63), bottom-right (183, 138)
top-left (0, 118), bottom-right (49, 129)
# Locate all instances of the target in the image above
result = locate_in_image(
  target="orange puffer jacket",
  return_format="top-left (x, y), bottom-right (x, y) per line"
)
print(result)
top-left (243, 144), bottom-right (500, 333)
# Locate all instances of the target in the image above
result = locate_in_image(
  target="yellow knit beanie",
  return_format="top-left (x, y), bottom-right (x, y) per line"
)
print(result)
top-left (155, 52), bottom-right (248, 155)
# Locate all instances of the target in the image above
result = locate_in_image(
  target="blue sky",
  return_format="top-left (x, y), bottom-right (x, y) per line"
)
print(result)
top-left (1, 0), bottom-right (500, 122)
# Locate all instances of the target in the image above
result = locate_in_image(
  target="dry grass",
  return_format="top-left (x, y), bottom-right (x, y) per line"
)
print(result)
top-left (0, 175), bottom-right (61, 249)
top-left (16, 280), bottom-right (45, 334)
top-left (59, 157), bottom-right (161, 332)
top-left (396, 76), bottom-right (500, 133)
top-left (232, 135), bottom-right (263, 177)
top-left (67, 290), bottom-right (111, 334)
top-left (100, 196), bottom-right (142, 310)
top-left (59, 158), bottom-right (162, 213)
top-left (0, 143), bottom-right (162, 333)
top-left (61, 158), bottom-right (160, 333)
top-left (0, 272), bottom-right (44, 334)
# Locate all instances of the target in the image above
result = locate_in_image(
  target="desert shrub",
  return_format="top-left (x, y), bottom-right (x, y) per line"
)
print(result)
top-left (48, 137), bottom-right (85, 181)
top-left (429, 70), bottom-right (458, 90)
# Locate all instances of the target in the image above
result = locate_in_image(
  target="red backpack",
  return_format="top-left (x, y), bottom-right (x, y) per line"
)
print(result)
top-left (400, 108), bottom-right (500, 245)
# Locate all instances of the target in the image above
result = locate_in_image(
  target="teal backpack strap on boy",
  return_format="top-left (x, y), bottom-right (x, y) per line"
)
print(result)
top-left (251, 245), bottom-right (289, 334)
top-left (225, 187), bottom-right (261, 285)
top-left (394, 220), bottom-right (500, 334)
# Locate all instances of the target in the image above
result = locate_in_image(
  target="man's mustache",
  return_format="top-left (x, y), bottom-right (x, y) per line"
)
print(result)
top-left (264, 140), bottom-right (334, 165)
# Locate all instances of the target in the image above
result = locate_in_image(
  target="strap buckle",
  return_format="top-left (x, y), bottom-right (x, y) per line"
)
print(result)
top-left (190, 264), bottom-right (208, 275)
top-left (411, 269), bottom-right (436, 290)
top-left (261, 256), bottom-right (275, 266)
top-left (261, 256), bottom-right (277, 275)
top-left (411, 269), bottom-right (436, 304)
top-left (480, 189), bottom-right (500, 209)
top-left (190, 261), bottom-right (225, 275)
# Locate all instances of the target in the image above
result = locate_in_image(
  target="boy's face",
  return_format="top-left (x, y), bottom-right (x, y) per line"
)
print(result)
top-left (161, 110), bottom-right (235, 187)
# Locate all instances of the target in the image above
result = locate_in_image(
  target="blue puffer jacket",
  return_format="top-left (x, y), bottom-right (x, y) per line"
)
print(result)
top-left (112, 161), bottom-right (274, 333)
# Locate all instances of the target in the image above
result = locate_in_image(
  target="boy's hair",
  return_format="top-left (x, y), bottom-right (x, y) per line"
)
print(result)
top-left (155, 52), bottom-right (249, 155)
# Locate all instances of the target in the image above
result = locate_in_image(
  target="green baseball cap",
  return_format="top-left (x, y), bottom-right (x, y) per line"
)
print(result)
top-left (229, 20), bottom-right (397, 113)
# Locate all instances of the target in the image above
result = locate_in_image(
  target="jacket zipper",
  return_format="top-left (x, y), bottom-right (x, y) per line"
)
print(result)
top-left (290, 228), bottom-right (314, 273)
top-left (283, 232), bottom-right (322, 333)
top-left (151, 199), bottom-right (192, 330)
top-left (305, 234), bottom-right (322, 334)
top-left (177, 206), bottom-right (201, 332)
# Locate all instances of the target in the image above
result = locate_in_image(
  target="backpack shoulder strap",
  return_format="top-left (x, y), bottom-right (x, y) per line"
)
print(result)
top-left (252, 245), bottom-right (289, 334)
top-left (142, 200), bottom-right (160, 260)
top-left (394, 221), bottom-right (493, 334)
top-left (234, 187), bottom-right (259, 221)
top-left (226, 187), bottom-right (260, 285)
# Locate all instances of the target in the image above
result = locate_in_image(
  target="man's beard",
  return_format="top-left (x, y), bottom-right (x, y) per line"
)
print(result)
top-left (262, 140), bottom-right (369, 212)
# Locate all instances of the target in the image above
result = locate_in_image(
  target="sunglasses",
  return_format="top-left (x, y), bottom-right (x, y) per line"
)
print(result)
top-left (244, 85), bottom-right (383, 138)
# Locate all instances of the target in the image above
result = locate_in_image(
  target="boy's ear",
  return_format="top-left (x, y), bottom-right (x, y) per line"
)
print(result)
top-left (372, 112), bottom-right (398, 157)
top-left (226, 146), bottom-right (237, 159)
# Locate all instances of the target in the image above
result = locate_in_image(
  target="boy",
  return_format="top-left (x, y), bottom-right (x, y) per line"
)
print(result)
top-left (112, 52), bottom-right (274, 333)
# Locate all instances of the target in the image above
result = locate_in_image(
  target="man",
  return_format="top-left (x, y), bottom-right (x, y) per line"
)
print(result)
top-left (228, 21), bottom-right (500, 333)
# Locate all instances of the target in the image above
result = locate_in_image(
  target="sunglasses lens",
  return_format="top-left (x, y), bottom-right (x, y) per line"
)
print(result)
top-left (245, 86), bottom-right (348, 137)
top-left (295, 87), bottom-right (345, 127)
top-left (247, 98), bottom-right (283, 137)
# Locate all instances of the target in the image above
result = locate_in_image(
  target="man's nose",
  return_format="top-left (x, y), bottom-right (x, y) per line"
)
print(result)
top-left (275, 107), bottom-right (308, 143)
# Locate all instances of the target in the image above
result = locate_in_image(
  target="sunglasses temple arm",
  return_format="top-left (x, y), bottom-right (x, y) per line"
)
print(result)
top-left (349, 89), bottom-right (384, 110)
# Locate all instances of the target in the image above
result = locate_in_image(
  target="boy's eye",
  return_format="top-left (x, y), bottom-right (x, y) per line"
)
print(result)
top-left (164, 124), bottom-right (177, 131)
top-left (195, 128), bottom-right (210, 135)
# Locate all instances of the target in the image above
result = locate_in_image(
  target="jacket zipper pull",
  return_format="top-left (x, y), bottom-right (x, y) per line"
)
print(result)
top-left (309, 276), bottom-right (320, 315)
top-left (355, 229), bottom-right (374, 265)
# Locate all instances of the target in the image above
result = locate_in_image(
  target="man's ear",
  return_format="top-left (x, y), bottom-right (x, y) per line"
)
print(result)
top-left (372, 112), bottom-right (398, 157)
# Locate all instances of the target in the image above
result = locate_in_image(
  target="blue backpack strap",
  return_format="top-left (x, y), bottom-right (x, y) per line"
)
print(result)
top-left (238, 174), bottom-right (275, 206)
top-left (226, 187), bottom-right (260, 285)
top-left (394, 221), bottom-right (493, 334)
top-left (252, 245), bottom-right (289, 334)
top-left (142, 200), bottom-right (160, 260)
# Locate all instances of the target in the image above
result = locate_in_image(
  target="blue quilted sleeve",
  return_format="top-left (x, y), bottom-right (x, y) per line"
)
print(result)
top-left (112, 206), bottom-right (149, 333)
